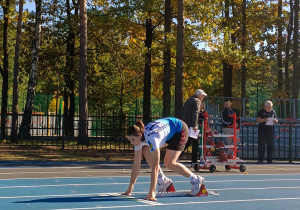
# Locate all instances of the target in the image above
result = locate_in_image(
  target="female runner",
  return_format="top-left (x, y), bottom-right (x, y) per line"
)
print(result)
top-left (122, 121), bottom-right (173, 197)
top-left (125, 117), bottom-right (204, 201)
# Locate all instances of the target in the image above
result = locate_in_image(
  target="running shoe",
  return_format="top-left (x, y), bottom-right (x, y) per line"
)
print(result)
top-left (158, 177), bottom-right (173, 192)
top-left (190, 176), bottom-right (204, 196)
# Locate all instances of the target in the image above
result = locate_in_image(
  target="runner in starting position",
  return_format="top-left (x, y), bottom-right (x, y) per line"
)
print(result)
top-left (125, 117), bottom-right (204, 201)
top-left (122, 120), bottom-right (173, 197)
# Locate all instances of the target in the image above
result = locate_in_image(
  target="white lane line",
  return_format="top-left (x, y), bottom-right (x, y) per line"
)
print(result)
top-left (0, 166), bottom-right (298, 171)
top-left (0, 171), bottom-right (130, 175)
top-left (1, 186), bottom-right (300, 199)
top-left (0, 167), bottom-right (87, 169)
top-left (0, 177), bottom-right (110, 181)
top-left (0, 183), bottom-right (132, 189)
top-left (1, 173), bottom-right (300, 180)
top-left (51, 197), bottom-right (300, 210)
top-left (137, 199), bottom-right (162, 205)
top-left (0, 167), bottom-right (295, 173)
top-left (116, 194), bottom-right (162, 206)
top-left (0, 192), bottom-right (163, 206)
top-left (0, 193), bottom-right (105, 199)
top-left (214, 186), bottom-right (300, 191)
top-left (1, 178), bottom-right (300, 189)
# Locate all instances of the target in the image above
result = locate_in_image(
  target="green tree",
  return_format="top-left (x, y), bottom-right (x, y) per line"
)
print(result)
top-left (11, 0), bottom-right (24, 143)
top-left (78, 0), bottom-right (88, 145)
top-left (18, 0), bottom-right (42, 140)
top-left (277, 0), bottom-right (283, 90)
top-left (64, 0), bottom-right (78, 137)
top-left (0, 0), bottom-right (11, 140)
top-left (162, 0), bottom-right (172, 117)
top-left (175, 0), bottom-right (184, 118)
top-left (292, 0), bottom-right (299, 106)
top-left (222, 0), bottom-right (235, 98)
top-left (284, 0), bottom-right (293, 117)
top-left (241, 0), bottom-right (247, 99)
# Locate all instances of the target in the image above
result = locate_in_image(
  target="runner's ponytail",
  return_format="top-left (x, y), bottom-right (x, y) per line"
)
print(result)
top-left (135, 120), bottom-right (145, 134)
top-left (127, 120), bottom-right (145, 136)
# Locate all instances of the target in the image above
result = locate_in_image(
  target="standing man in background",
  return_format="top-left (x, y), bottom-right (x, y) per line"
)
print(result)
top-left (181, 89), bottom-right (207, 166)
top-left (221, 99), bottom-right (240, 156)
top-left (256, 101), bottom-right (278, 164)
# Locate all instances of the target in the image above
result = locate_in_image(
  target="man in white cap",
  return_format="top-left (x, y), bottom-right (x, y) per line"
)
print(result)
top-left (181, 89), bottom-right (207, 166)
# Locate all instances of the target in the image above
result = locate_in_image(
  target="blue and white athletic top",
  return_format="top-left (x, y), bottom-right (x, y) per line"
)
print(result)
top-left (134, 141), bottom-right (148, 151)
top-left (144, 118), bottom-right (183, 152)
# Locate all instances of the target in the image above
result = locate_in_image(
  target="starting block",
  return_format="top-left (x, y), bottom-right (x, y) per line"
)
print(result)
top-left (196, 184), bottom-right (208, 197)
top-left (166, 183), bottom-right (176, 192)
top-left (156, 184), bottom-right (219, 197)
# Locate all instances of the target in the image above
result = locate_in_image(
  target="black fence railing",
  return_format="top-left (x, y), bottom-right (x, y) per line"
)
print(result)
top-left (1, 113), bottom-right (300, 161)
top-left (209, 121), bottom-right (300, 161)
top-left (0, 113), bottom-right (161, 150)
top-left (204, 97), bottom-right (300, 120)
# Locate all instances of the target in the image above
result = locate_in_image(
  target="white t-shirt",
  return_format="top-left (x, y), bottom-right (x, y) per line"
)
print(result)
top-left (144, 118), bottom-right (182, 152)
top-left (134, 141), bottom-right (149, 151)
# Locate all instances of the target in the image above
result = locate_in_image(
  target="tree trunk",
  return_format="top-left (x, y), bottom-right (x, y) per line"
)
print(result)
top-left (18, 0), bottom-right (42, 140)
top-left (292, 0), bottom-right (299, 117)
top-left (69, 0), bottom-right (78, 137)
top-left (175, 0), bottom-right (184, 118)
top-left (222, 0), bottom-right (233, 98)
top-left (277, 0), bottom-right (283, 90)
top-left (223, 61), bottom-right (233, 97)
top-left (0, 0), bottom-right (10, 140)
top-left (69, 81), bottom-right (75, 136)
top-left (143, 18), bottom-right (152, 124)
top-left (163, 0), bottom-right (172, 117)
top-left (119, 79), bottom-right (125, 132)
top-left (78, 0), bottom-right (88, 145)
top-left (284, 0), bottom-right (293, 118)
top-left (241, 0), bottom-right (247, 99)
top-left (11, 0), bottom-right (24, 143)
top-left (64, 0), bottom-right (77, 137)
top-left (63, 83), bottom-right (69, 136)
top-left (277, 0), bottom-right (285, 117)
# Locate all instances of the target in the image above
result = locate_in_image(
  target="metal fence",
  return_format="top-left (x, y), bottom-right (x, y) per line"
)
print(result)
top-left (209, 120), bottom-right (300, 161)
top-left (204, 97), bottom-right (300, 120)
top-left (1, 113), bottom-right (160, 150)
top-left (1, 113), bottom-right (300, 161)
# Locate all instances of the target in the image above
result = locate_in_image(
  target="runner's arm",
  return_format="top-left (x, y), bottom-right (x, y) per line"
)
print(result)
top-left (122, 149), bottom-right (142, 195)
top-left (145, 148), bottom-right (160, 201)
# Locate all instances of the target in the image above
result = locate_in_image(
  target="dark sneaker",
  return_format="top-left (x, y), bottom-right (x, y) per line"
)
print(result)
top-left (257, 160), bottom-right (263, 164)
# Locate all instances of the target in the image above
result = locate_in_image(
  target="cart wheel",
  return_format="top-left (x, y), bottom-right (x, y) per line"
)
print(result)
top-left (194, 163), bottom-right (199, 171)
top-left (239, 165), bottom-right (246, 172)
top-left (225, 165), bottom-right (231, 171)
top-left (209, 165), bottom-right (216, 173)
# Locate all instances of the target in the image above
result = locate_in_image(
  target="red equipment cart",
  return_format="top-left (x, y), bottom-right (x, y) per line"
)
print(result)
top-left (194, 112), bottom-right (246, 173)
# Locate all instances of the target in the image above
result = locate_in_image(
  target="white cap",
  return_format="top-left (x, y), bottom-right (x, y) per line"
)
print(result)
top-left (195, 89), bottom-right (207, 96)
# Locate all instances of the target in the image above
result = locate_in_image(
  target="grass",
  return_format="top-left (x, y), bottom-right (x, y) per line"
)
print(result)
top-left (0, 145), bottom-right (135, 162)
top-left (0, 145), bottom-right (192, 162)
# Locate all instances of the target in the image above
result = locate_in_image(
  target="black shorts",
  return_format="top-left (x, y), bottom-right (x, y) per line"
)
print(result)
top-left (166, 121), bottom-right (189, 151)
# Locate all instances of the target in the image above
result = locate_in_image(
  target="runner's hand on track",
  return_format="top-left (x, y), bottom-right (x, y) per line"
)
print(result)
top-left (145, 191), bottom-right (157, 201)
top-left (122, 188), bottom-right (132, 196)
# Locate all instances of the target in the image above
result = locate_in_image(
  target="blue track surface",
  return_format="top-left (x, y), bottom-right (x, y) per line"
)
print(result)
top-left (1, 173), bottom-right (300, 210)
